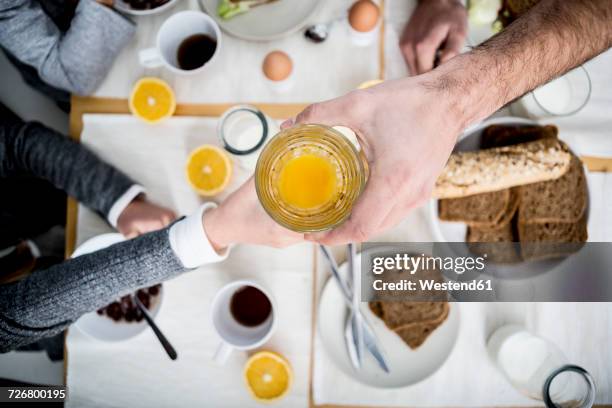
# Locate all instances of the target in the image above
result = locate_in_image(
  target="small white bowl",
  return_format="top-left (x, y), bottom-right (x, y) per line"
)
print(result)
top-left (72, 233), bottom-right (163, 342)
top-left (114, 0), bottom-right (179, 16)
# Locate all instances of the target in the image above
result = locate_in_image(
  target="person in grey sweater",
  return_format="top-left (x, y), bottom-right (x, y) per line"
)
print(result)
top-left (0, 107), bottom-right (302, 353)
top-left (0, 0), bottom-right (135, 105)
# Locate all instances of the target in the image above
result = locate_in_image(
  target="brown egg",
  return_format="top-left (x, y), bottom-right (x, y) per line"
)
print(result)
top-left (262, 51), bottom-right (293, 81)
top-left (349, 0), bottom-right (380, 32)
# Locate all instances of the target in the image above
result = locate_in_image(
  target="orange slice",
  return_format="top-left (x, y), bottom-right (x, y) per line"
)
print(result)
top-left (244, 351), bottom-right (293, 403)
top-left (129, 77), bottom-right (176, 123)
top-left (185, 145), bottom-right (232, 196)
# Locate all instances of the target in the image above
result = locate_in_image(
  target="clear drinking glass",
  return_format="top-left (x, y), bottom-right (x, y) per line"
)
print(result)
top-left (255, 124), bottom-right (367, 232)
top-left (487, 325), bottom-right (596, 407)
top-left (217, 105), bottom-right (270, 170)
top-left (511, 66), bottom-right (592, 118)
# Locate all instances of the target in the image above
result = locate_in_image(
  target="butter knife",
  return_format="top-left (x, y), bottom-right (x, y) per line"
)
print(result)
top-left (319, 245), bottom-right (390, 373)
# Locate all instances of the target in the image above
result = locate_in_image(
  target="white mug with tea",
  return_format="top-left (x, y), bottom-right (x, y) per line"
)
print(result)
top-left (210, 280), bottom-right (276, 364)
top-left (139, 10), bottom-right (221, 75)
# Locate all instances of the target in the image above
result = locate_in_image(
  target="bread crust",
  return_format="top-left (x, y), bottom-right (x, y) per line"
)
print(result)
top-left (434, 138), bottom-right (571, 199)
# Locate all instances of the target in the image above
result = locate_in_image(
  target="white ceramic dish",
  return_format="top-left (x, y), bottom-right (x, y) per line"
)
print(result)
top-left (114, 0), bottom-right (179, 16)
top-left (317, 254), bottom-right (460, 388)
top-left (199, 0), bottom-right (321, 41)
top-left (428, 117), bottom-right (589, 281)
top-left (72, 233), bottom-right (163, 342)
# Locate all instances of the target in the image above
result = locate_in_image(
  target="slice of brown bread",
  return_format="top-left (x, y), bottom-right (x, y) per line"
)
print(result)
top-left (480, 124), bottom-right (558, 149)
top-left (518, 153), bottom-right (587, 224)
top-left (434, 138), bottom-right (571, 199)
top-left (467, 217), bottom-right (522, 263)
top-left (439, 188), bottom-right (519, 228)
top-left (518, 214), bottom-right (588, 260)
top-left (368, 301), bottom-right (384, 320)
top-left (393, 303), bottom-right (450, 349)
top-left (379, 302), bottom-right (448, 330)
top-left (438, 190), bottom-right (510, 225)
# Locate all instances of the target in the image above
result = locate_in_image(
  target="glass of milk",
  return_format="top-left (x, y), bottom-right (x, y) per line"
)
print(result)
top-left (217, 105), bottom-right (276, 171)
top-left (487, 325), bottom-right (596, 407)
top-left (511, 65), bottom-right (592, 118)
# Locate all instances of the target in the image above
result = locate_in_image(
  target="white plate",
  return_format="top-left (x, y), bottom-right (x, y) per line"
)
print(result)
top-left (72, 233), bottom-right (163, 342)
top-left (114, 0), bottom-right (180, 16)
top-left (317, 255), bottom-right (460, 388)
top-left (428, 117), bottom-right (590, 282)
top-left (199, 0), bottom-right (321, 41)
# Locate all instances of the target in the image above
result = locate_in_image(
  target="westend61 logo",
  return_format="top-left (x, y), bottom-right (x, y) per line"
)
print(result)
top-left (368, 252), bottom-right (493, 295)
top-left (371, 253), bottom-right (487, 275)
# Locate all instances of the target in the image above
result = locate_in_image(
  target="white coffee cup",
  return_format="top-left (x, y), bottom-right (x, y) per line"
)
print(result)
top-left (139, 11), bottom-right (221, 75)
top-left (210, 280), bottom-right (276, 364)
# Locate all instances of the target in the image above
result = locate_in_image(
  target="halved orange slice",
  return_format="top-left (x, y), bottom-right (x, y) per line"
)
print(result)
top-left (129, 77), bottom-right (176, 123)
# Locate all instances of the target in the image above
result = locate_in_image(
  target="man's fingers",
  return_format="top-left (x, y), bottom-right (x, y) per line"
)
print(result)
top-left (438, 30), bottom-right (466, 64)
top-left (280, 118), bottom-right (294, 129)
top-left (400, 40), bottom-right (418, 76)
top-left (311, 173), bottom-right (396, 245)
top-left (415, 25), bottom-right (449, 74)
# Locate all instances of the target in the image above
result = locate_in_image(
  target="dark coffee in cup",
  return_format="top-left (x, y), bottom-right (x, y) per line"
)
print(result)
top-left (230, 285), bottom-right (272, 327)
top-left (177, 33), bottom-right (217, 71)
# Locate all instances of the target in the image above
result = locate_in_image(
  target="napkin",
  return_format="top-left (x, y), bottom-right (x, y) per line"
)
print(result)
top-left (66, 114), bottom-right (314, 408)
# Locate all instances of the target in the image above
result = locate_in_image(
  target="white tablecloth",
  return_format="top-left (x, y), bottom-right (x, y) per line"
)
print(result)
top-left (69, 0), bottom-right (612, 406)
top-left (94, 0), bottom-right (381, 103)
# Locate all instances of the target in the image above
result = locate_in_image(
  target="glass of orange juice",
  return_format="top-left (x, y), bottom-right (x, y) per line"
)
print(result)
top-left (255, 124), bottom-right (367, 232)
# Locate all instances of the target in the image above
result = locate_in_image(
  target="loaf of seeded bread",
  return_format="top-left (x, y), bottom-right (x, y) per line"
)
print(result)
top-left (433, 138), bottom-right (571, 199)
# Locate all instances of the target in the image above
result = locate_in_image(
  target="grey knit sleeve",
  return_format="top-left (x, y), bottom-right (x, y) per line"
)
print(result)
top-left (0, 120), bottom-right (136, 219)
top-left (0, 0), bottom-right (135, 95)
top-left (0, 227), bottom-right (187, 352)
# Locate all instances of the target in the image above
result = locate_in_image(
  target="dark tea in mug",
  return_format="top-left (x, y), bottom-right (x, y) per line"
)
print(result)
top-left (177, 33), bottom-right (217, 70)
top-left (230, 285), bottom-right (272, 327)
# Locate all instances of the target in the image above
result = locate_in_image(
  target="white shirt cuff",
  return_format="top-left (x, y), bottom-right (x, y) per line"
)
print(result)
top-left (169, 203), bottom-right (230, 269)
top-left (107, 185), bottom-right (146, 228)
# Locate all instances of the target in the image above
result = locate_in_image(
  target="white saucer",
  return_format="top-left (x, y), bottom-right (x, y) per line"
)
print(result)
top-left (317, 255), bottom-right (460, 388)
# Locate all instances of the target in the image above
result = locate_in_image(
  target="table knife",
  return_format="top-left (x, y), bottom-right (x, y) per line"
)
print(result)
top-left (319, 245), bottom-right (390, 373)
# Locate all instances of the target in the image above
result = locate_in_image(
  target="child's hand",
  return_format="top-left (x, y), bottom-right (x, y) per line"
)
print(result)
top-left (117, 196), bottom-right (177, 238)
top-left (203, 178), bottom-right (303, 251)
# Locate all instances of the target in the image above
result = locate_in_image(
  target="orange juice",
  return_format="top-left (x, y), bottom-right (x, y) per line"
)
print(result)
top-left (255, 124), bottom-right (367, 232)
top-left (278, 154), bottom-right (338, 210)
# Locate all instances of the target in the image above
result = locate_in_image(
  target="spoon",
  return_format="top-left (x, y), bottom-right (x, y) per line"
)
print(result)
top-left (133, 295), bottom-right (177, 360)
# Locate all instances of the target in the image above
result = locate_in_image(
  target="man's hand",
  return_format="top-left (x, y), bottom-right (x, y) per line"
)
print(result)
top-left (282, 76), bottom-right (465, 245)
top-left (203, 178), bottom-right (303, 251)
top-left (117, 197), bottom-right (177, 238)
top-left (400, 0), bottom-right (467, 75)
top-left (95, 0), bottom-right (114, 7)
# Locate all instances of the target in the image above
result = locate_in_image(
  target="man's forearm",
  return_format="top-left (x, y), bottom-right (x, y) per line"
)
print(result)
top-left (429, 0), bottom-right (612, 128)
